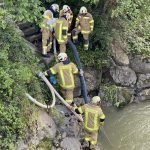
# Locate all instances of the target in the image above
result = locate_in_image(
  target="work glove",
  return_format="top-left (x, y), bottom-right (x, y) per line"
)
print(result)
top-left (49, 76), bottom-right (57, 85)
top-left (100, 121), bottom-right (104, 126)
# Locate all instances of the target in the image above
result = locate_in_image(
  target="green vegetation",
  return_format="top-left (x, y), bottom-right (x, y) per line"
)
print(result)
top-left (0, 0), bottom-right (149, 149)
top-left (36, 137), bottom-right (52, 150)
top-left (112, 0), bottom-right (150, 55)
top-left (0, 8), bottom-right (47, 149)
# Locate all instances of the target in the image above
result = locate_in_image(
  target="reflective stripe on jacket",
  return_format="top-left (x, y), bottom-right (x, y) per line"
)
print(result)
top-left (54, 17), bottom-right (68, 44)
top-left (40, 10), bottom-right (54, 29)
top-left (75, 13), bottom-right (94, 34)
top-left (50, 62), bottom-right (78, 89)
top-left (78, 104), bottom-right (105, 132)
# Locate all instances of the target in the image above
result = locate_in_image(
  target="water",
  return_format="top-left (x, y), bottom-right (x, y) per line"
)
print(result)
top-left (99, 101), bottom-right (150, 150)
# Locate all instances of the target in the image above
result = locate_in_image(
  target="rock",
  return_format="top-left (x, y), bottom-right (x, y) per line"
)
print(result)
top-left (51, 146), bottom-right (57, 150)
top-left (137, 73), bottom-right (150, 89)
top-left (60, 137), bottom-right (81, 150)
top-left (54, 105), bottom-right (82, 137)
top-left (74, 67), bottom-right (102, 96)
top-left (99, 85), bottom-right (134, 107)
top-left (135, 89), bottom-right (150, 101)
top-left (84, 67), bottom-right (102, 92)
top-left (17, 110), bottom-right (57, 150)
top-left (130, 55), bottom-right (150, 73)
top-left (110, 40), bottom-right (129, 65)
top-left (110, 66), bottom-right (137, 87)
top-left (36, 110), bottom-right (57, 139)
top-left (115, 87), bottom-right (134, 107)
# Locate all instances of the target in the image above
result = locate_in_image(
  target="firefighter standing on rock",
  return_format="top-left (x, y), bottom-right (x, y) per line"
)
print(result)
top-left (72, 6), bottom-right (94, 50)
top-left (40, 4), bottom-right (59, 57)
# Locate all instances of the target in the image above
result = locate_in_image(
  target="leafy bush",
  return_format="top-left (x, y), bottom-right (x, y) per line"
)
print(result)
top-left (0, 8), bottom-right (47, 149)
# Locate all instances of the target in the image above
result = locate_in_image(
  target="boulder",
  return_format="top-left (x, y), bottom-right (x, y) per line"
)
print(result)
top-left (17, 110), bottom-right (57, 150)
top-left (130, 55), bottom-right (150, 73)
top-left (110, 66), bottom-right (137, 87)
top-left (60, 137), bottom-right (81, 150)
top-left (74, 67), bottom-right (102, 97)
top-left (135, 89), bottom-right (150, 101)
top-left (137, 73), bottom-right (150, 89)
top-left (110, 40), bottom-right (129, 65)
top-left (99, 85), bottom-right (134, 107)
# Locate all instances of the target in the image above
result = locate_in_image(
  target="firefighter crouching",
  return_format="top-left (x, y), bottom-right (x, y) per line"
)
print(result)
top-left (72, 6), bottom-right (94, 50)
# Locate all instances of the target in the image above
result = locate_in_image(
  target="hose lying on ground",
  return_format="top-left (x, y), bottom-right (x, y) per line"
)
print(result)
top-left (25, 72), bottom-right (83, 122)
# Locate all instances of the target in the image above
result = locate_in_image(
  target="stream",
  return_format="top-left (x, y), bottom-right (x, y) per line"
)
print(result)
top-left (99, 101), bottom-right (150, 150)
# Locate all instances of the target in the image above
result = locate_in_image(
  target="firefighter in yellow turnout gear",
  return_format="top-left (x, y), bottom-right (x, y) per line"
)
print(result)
top-left (62, 5), bottom-right (73, 39)
top-left (54, 10), bottom-right (69, 52)
top-left (74, 96), bottom-right (105, 149)
top-left (40, 4), bottom-right (59, 57)
top-left (72, 6), bottom-right (94, 50)
top-left (44, 53), bottom-right (78, 105)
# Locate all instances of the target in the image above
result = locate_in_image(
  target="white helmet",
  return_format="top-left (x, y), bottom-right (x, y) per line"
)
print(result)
top-left (79, 6), bottom-right (87, 14)
top-left (43, 10), bottom-right (53, 18)
top-left (63, 5), bottom-right (70, 13)
top-left (58, 53), bottom-right (68, 61)
top-left (51, 4), bottom-right (59, 12)
top-left (92, 96), bottom-right (101, 104)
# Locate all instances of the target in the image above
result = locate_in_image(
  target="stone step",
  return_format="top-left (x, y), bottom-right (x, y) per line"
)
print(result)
top-left (17, 22), bottom-right (32, 30)
top-left (24, 27), bottom-right (40, 37)
top-left (26, 33), bottom-right (42, 43)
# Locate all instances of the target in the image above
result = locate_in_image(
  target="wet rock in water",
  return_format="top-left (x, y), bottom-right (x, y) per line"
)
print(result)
top-left (110, 66), bottom-right (137, 87)
top-left (130, 55), bottom-right (150, 74)
top-left (135, 89), bottom-right (150, 102)
top-left (116, 87), bottom-right (135, 107)
top-left (99, 85), bottom-right (135, 107)
top-left (137, 73), bottom-right (150, 89)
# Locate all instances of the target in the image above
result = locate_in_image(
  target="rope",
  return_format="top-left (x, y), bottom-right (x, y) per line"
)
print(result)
top-left (25, 72), bottom-right (83, 122)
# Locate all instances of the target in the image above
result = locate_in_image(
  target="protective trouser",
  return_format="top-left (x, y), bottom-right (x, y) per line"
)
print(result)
top-left (84, 129), bottom-right (98, 145)
top-left (42, 30), bottom-right (53, 55)
top-left (72, 28), bottom-right (89, 50)
top-left (59, 42), bottom-right (67, 52)
top-left (61, 88), bottom-right (74, 105)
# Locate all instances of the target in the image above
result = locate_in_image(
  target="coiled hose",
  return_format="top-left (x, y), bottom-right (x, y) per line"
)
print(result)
top-left (25, 72), bottom-right (83, 122)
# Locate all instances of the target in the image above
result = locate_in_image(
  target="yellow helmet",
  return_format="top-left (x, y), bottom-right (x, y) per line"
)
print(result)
top-left (43, 10), bottom-right (53, 19)
top-left (63, 5), bottom-right (70, 13)
top-left (92, 96), bottom-right (101, 104)
top-left (79, 6), bottom-right (87, 14)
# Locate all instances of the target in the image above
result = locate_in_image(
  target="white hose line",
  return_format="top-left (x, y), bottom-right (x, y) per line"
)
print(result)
top-left (25, 93), bottom-right (50, 109)
top-left (25, 72), bottom-right (56, 108)
top-left (39, 72), bottom-right (83, 122)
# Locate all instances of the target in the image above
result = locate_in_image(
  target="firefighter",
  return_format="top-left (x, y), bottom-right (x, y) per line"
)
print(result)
top-left (54, 10), bottom-right (69, 52)
top-left (44, 53), bottom-right (78, 105)
top-left (40, 4), bottom-right (59, 57)
top-left (71, 96), bottom-right (105, 149)
top-left (62, 5), bottom-right (73, 39)
top-left (72, 6), bottom-right (94, 50)
top-left (49, 4), bottom-right (59, 18)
